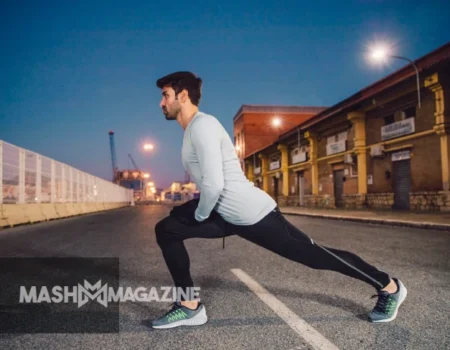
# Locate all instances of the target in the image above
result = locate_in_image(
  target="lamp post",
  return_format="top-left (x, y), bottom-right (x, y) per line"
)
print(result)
top-left (143, 143), bottom-right (154, 199)
top-left (369, 45), bottom-right (421, 108)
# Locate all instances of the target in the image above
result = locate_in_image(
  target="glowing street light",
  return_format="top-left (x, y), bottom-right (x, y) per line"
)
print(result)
top-left (368, 42), bottom-right (421, 108)
top-left (143, 143), bottom-right (154, 151)
top-left (272, 117), bottom-right (281, 127)
top-left (143, 173), bottom-right (150, 179)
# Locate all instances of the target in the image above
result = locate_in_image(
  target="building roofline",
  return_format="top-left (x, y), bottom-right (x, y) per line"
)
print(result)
top-left (278, 41), bottom-right (450, 140)
top-left (232, 105), bottom-right (328, 122)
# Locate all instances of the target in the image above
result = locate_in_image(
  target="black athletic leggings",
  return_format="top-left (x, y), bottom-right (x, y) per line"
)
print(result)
top-left (155, 200), bottom-right (391, 300)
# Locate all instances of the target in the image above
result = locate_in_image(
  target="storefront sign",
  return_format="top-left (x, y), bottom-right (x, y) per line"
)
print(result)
top-left (292, 151), bottom-right (307, 164)
top-left (269, 160), bottom-right (280, 170)
top-left (381, 117), bottom-right (415, 141)
top-left (391, 150), bottom-right (411, 161)
top-left (326, 139), bottom-right (346, 155)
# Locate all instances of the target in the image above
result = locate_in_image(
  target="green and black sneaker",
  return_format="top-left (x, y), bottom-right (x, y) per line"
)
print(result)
top-left (369, 278), bottom-right (407, 323)
top-left (151, 301), bottom-right (208, 329)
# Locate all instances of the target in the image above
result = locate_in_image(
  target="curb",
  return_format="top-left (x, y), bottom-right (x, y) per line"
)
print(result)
top-left (280, 210), bottom-right (450, 231)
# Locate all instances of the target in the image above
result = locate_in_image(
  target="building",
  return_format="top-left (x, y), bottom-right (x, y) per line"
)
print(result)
top-left (239, 42), bottom-right (450, 211)
top-left (116, 169), bottom-right (148, 200)
top-left (160, 181), bottom-right (200, 201)
top-left (233, 105), bottom-right (327, 177)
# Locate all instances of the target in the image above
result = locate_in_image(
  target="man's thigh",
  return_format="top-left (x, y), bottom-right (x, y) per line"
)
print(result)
top-left (230, 208), bottom-right (312, 252)
top-left (156, 210), bottom-right (232, 241)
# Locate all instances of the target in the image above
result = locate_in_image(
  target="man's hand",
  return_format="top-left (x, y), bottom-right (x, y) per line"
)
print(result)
top-left (169, 205), bottom-right (183, 217)
top-left (178, 215), bottom-right (201, 226)
top-left (169, 199), bottom-right (201, 225)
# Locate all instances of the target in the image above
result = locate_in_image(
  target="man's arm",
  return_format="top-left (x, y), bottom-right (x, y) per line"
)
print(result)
top-left (190, 116), bottom-right (224, 222)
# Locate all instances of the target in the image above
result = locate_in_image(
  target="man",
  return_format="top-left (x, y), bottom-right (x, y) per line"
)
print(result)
top-left (151, 71), bottom-right (407, 329)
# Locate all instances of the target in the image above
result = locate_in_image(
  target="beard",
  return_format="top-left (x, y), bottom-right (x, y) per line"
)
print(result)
top-left (163, 104), bottom-right (180, 120)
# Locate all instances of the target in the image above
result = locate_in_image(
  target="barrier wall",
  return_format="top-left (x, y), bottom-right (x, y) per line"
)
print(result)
top-left (0, 140), bottom-right (134, 228)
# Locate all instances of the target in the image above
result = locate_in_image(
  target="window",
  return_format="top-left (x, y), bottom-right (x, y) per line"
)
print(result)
top-left (338, 131), bottom-right (348, 141)
top-left (350, 164), bottom-right (358, 177)
top-left (404, 106), bottom-right (416, 119)
top-left (384, 115), bottom-right (394, 125)
top-left (327, 131), bottom-right (347, 144)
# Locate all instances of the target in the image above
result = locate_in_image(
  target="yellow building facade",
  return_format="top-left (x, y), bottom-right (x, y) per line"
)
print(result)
top-left (243, 43), bottom-right (450, 211)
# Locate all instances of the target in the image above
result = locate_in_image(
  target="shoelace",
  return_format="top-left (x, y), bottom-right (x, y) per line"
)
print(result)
top-left (371, 291), bottom-right (390, 313)
top-left (162, 302), bottom-right (182, 317)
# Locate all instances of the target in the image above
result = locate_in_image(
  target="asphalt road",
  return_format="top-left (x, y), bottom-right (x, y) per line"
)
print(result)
top-left (0, 205), bottom-right (449, 350)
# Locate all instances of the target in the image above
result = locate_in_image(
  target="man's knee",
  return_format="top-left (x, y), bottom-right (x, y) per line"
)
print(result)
top-left (155, 216), bottom-right (182, 246)
top-left (155, 217), bottom-right (170, 245)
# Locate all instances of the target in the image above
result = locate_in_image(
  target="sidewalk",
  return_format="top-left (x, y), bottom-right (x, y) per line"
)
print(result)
top-left (279, 206), bottom-right (450, 231)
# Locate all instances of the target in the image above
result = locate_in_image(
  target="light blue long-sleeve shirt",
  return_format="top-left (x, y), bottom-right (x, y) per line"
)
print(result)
top-left (181, 111), bottom-right (277, 225)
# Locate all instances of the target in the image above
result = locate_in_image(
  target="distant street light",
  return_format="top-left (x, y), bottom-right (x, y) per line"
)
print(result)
top-left (368, 43), bottom-right (421, 108)
top-left (272, 117), bottom-right (281, 127)
top-left (238, 115), bottom-right (302, 175)
top-left (142, 143), bottom-right (154, 199)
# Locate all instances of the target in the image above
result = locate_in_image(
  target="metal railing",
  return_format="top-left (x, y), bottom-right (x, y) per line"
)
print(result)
top-left (0, 140), bottom-right (133, 205)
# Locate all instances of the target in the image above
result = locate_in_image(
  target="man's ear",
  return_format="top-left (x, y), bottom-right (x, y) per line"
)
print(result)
top-left (179, 89), bottom-right (189, 103)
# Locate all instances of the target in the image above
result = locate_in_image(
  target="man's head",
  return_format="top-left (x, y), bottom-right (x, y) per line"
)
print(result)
top-left (156, 71), bottom-right (202, 120)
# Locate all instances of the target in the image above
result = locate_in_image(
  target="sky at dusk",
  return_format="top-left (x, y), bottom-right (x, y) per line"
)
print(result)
top-left (1, 0), bottom-right (449, 189)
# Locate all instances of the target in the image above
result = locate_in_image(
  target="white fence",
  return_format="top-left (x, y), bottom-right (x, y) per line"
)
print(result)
top-left (0, 140), bottom-right (133, 205)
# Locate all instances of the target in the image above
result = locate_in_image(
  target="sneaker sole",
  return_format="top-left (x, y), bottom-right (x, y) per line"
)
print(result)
top-left (370, 280), bottom-right (407, 323)
top-left (152, 308), bottom-right (208, 329)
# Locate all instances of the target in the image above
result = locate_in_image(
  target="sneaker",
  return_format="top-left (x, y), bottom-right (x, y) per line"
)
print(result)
top-left (151, 301), bottom-right (208, 329)
top-left (368, 278), bottom-right (407, 323)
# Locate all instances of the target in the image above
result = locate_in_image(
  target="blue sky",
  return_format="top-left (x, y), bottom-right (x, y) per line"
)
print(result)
top-left (1, 0), bottom-right (449, 189)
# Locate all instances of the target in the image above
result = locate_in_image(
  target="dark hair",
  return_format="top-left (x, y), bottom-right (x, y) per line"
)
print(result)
top-left (156, 71), bottom-right (202, 106)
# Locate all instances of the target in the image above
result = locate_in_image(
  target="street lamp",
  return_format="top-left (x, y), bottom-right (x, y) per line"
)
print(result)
top-left (142, 143), bottom-right (154, 199)
top-left (244, 115), bottom-right (302, 172)
top-left (368, 43), bottom-right (421, 108)
top-left (142, 143), bottom-right (154, 169)
top-left (272, 117), bottom-right (281, 127)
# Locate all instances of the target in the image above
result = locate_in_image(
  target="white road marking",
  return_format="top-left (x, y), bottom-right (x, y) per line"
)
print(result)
top-left (231, 268), bottom-right (340, 350)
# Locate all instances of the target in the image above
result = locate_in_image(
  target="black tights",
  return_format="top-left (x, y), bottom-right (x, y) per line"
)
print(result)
top-left (155, 201), bottom-right (391, 300)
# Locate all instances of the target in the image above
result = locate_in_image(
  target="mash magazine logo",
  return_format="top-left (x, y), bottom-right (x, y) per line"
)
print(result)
top-left (19, 280), bottom-right (109, 308)
top-left (0, 257), bottom-right (120, 333)
top-left (19, 280), bottom-right (201, 308)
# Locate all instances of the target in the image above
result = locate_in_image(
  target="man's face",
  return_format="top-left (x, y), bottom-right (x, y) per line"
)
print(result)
top-left (160, 86), bottom-right (181, 120)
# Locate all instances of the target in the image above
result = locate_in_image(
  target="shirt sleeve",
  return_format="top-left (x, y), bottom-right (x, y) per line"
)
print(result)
top-left (190, 116), bottom-right (225, 221)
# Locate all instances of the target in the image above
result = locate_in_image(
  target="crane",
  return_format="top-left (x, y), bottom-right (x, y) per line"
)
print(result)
top-left (109, 131), bottom-right (118, 182)
top-left (128, 154), bottom-right (139, 170)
